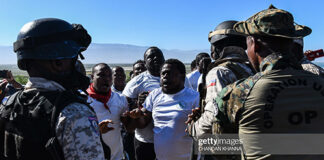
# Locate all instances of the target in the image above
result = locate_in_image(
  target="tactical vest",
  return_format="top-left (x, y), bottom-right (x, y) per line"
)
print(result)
top-left (0, 90), bottom-right (100, 160)
top-left (200, 58), bottom-right (253, 113)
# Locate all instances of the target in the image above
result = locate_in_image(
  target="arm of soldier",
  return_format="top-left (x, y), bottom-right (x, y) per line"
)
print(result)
top-left (206, 66), bottom-right (237, 96)
top-left (56, 103), bottom-right (105, 160)
top-left (188, 101), bottom-right (218, 137)
top-left (187, 67), bottom-right (236, 137)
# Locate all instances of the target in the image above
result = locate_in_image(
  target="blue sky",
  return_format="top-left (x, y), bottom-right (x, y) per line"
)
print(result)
top-left (0, 0), bottom-right (323, 53)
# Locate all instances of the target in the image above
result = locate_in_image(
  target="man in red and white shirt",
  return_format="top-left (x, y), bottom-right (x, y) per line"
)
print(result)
top-left (87, 63), bottom-right (129, 160)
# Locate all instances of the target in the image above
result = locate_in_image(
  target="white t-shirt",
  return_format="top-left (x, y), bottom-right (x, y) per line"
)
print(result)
top-left (143, 87), bottom-right (200, 160)
top-left (111, 85), bottom-right (123, 94)
top-left (122, 71), bottom-right (194, 143)
top-left (122, 71), bottom-right (160, 143)
top-left (186, 70), bottom-right (201, 91)
top-left (184, 77), bottom-right (193, 90)
top-left (88, 91), bottom-right (128, 160)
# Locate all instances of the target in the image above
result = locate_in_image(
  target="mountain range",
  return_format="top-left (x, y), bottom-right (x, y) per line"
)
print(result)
top-left (0, 43), bottom-right (209, 64)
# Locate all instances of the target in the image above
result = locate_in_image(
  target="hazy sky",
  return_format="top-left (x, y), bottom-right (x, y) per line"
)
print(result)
top-left (0, 0), bottom-right (323, 52)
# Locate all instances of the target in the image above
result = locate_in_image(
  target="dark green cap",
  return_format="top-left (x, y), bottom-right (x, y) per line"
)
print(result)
top-left (234, 5), bottom-right (312, 38)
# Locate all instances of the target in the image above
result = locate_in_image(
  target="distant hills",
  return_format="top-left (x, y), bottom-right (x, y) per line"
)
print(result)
top-left (0, 43), bottom-right (209, 64)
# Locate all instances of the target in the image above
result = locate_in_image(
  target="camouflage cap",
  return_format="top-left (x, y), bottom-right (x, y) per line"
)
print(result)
top-left (234, 5), bottom-right (312, 38)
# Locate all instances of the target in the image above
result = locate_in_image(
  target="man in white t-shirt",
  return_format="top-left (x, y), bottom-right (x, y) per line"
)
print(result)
top-left (127, 59), bottom-right (200, 160)
top-left (132, 59), bottom-right (147, 79)
top-left (122, 46), bottom-right (165, 160)
top-left (186, 52), bottom-right (210, 91)
top-left (87, 63), bottom-right (129, 160)
top-left (111, 66), bottom-right (126, 94)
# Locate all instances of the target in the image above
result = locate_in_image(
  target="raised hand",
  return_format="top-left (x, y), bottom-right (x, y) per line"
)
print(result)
top-left (99, 119), bottom-right (114, 134)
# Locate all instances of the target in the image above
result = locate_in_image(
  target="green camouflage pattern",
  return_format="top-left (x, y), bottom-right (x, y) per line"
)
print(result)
top-left (212, 53), bottom-right (292, 134)
top-left (233, 7), bottom-right (311, 38)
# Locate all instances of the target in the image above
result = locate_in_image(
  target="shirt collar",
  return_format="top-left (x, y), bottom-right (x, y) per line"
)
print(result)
top-left (163, 87), bottom-right (186, 97)
top-left (24, 77), bottom-right (65, 92)
top-left (220, 46), bottom-right (247, 59)
top-left (259, 52), bottom-right (302, 73)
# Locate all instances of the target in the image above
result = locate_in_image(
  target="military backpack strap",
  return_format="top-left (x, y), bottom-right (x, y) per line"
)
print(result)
top-left (45, 91), bottom-right (66, 160)
top-left (0, 91), bottom-right (22, 159)
top-left (47, 91), bottom-right (111, 160)
top-left (44, 90), bottom-right (92, 160)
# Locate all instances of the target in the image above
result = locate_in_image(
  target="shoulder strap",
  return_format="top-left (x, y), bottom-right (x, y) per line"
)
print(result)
top-left (217, 72), bottom-right (263, 132)
top-left (0, 90), bottom-right (23, 119)
top-left (0, 90), bottom-right (23, 159)
top-left (218, 60), bottom-right (252, 80)
top-left (43, 90), bottom-right (89, 160)
top-left (48, 91), bottom-right (89, 136)
top-left (207, 57), bottom-right (251, 73)
top-left (45, 91), bottom-right (109, 160)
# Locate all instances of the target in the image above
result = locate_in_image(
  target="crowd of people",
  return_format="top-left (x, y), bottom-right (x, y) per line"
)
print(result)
top-left (0, 5), bottom-right (324, 160)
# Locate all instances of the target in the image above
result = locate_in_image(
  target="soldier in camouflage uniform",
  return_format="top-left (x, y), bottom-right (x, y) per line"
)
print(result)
top-left (187, 20), bottom-right (254, 138)
top-left (0, 18), bottom-right (106, 160)
top-left (292, 38), bottom-right (324, 77)
top-left (211, 6), bottom-right (324, 159)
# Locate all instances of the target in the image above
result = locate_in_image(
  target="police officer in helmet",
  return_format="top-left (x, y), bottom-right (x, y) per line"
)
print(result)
top-left (186, 19), bottom-right (255, 160)
top-left (187, 20), bottom-right (254, 136)
top-left (0, 18), bottom-right (107, 159)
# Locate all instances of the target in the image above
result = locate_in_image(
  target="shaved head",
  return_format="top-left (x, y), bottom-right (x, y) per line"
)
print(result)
top-left (92, 63), bottom-right (111, 75)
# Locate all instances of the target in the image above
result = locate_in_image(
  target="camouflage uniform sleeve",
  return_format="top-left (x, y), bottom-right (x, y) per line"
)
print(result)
top-left (55, 103), bottom-right (105, 160)
top-left (301, 58), bottom-right (324, 77)
top-left (205, 66), bottom-right (237, 102)
top-left (190, 67), bottom-right (237, 137)
top-left (190, 100), bottom-right (217, 137)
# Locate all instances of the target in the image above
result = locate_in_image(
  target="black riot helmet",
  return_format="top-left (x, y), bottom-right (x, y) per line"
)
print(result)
top-left (208, 20), bottom-right (246, 59)
top-left (13, 18), bottom-right (91, 70)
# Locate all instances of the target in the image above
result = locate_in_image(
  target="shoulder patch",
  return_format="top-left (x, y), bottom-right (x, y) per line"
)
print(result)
top-left (88, 116), bottom-right (99, 136)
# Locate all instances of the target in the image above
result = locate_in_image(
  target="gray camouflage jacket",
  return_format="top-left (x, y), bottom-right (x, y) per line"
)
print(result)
top-left (25, 77), bottom-right (105, 160)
